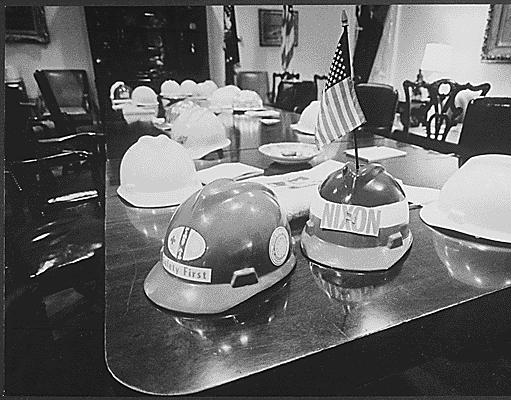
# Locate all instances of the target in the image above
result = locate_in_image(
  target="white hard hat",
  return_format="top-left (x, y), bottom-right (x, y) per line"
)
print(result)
top-left (160, 80), bottom-right (180, 96)
top-left (291, 100), bottom-right (320, 135)
top-left (117, 135), bottom-right (202, 208)
top-left (180, 79), bottom-right (199, 96)
top-left (132, 85), bottom-right (158, 106)
top-left (209, 85), bottom-right (242, 111)
top-left (5, 65), bottom-right (21, 83)
top-left (197, 80), bottom-right (219, 97)
top-left (421, 154), bottom-right (511, 243)
top-left (171, 106), bottom-right (231, 159)
top-left (233, 90), bottom-right (263, 111)
top-left (164, 99), bottom-right (200, 125)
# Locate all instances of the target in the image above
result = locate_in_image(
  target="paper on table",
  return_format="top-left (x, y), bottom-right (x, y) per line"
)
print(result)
top-left (197, 163), bottom-right (264, 184)
top-left (401, 184), bottom-right (440, 206)
top-left (344, 146), bottom-right (407, 162)
top-left (249, 160), bottom-right (345, 220)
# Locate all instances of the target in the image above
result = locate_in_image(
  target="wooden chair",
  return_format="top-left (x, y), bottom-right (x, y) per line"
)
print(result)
top-left (5, 143), bottom-right (105, 393)
top-left (457, 97), bottom-right (511, 166)
top-left (355, 82), bottom-right (398, 137)
top-left (402, 78), bottom-right (491, 144)
top-left (271, 71), bottom-right (300, 104)
top-left (236, 71), bottom-right (270, 104)
top-left (34, 69), bottom-right (101, 136)
top-left (273, 80), bottom-right (317, 114)
top-left (313, 74), bottom-right (327, 100)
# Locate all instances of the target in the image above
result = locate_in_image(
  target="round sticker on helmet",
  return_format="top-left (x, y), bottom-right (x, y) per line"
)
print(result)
top-left (167, 226), bottom-right (206, 261)
top-left (269, 226), bottom-right (290, 266)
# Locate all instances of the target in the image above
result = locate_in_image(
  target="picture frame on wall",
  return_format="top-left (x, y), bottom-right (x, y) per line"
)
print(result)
top-left (259, 9), bottom-right (298, 47)
top-left (481, 4), bottom-right (511, 62)
top-left (6, 6), bottom-right (50, 44)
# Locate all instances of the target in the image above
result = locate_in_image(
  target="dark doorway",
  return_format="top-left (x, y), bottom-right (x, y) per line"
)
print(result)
top-left (84, 6), bottom-right (210, 122)
top-left (353, 5), bottom-right (389, 84)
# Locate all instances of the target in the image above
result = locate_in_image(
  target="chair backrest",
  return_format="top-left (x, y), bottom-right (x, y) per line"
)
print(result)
top-left (314, 74), bottom-right (327, 100)
top-left (5, 85), bottom-right (34, 161)
top-left (402, 78), bottom-right (491, 143)
top-left (236, 71), bottom-right (270, 104)
top-left (271, 71), bottom-right (300, 104)
top-left (355, 82), bottom-right (398, 135)
top-left (458, 97), bottom-right (511, 164)
top-left (38, 69), bottom-right (91, 108)
top-left (34, 69), bottom-right (100, 133)
top-left (274, 80), bottom-right (317, 113)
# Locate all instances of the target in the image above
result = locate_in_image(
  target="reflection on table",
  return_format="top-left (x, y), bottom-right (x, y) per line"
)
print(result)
top-left (104, 108), bottom-right (511, 395)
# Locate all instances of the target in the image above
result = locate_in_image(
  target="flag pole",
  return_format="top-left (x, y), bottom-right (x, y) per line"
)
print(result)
top-left (341, 10), bottom-right (359, 171)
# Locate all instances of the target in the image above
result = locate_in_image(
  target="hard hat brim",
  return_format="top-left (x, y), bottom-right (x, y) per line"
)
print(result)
top-left (117, 182), bottom-right (202, 208)
top-left (301, 228), bottom-right (412, 271)
top-left (143, 253), bottom-right (296, 314)
top-left (290, 123), bottom-right (315, 136)
top-left (186, 138), bottom-right (231, 160)
top-left (420, 202), bottom-right (511, 244)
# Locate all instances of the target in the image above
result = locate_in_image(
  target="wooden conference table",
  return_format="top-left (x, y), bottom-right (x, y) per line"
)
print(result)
top-left (104, 109), bottom-right (511, 395)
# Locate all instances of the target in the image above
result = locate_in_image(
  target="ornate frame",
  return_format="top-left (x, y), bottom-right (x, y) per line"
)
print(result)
top-left (258, 9), bottom-right (298, 47)
top-left (6, 6), bottom-right (50, 44)
top-left (481, 4), bottom-right (511, 62)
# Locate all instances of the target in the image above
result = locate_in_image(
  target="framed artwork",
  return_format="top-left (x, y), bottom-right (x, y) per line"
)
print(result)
top-left (481, 4), bottom-right (511, 62)
top-left (6, 6), bottom-right (50, 44)
top-left (259, 9), bottom-right (298, 47)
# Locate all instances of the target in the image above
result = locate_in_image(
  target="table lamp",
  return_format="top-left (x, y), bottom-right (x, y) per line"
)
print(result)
top-left (420, 43), bottom-right (453, 83)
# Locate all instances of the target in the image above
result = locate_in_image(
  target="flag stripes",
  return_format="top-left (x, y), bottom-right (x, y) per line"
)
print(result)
top-left (281, 5), bottom-right (295, 71)
top-left (316, 78), bottom-right (365, 147)
top-left (315, 12), bottom-right (366, 149)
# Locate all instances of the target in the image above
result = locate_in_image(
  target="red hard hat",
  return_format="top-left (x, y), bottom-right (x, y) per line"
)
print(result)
top-left (144, 178), bottom-right (296, 314)
top-left (301, 162), bottom-right (412, 271)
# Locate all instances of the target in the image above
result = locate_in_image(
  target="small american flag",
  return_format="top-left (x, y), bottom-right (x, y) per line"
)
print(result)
top-left (281, 5), bottom-right (295, 72)
top-left (315, 11), bottom-right (366, 149)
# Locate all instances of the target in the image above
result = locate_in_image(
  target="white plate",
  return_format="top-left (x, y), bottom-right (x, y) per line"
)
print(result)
top-left (246, 109), bottom-right (281, 118)
top-left (159, 94), bottom-right (192, 100)
top-left (258, 142), bottom-right (320, 164)
top-left (260, 118), bottom-right (280, 125)
top-left (134, 102), bottom-right (159, 108)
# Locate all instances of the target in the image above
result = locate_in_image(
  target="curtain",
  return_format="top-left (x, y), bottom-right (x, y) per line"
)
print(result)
top-left (368, 5), bottom-right (401, 86)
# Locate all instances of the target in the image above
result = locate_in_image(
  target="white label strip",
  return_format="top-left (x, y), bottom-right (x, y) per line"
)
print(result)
top-left (310, 189), bottom-right (409, 237)
top-left (162, 252), bottom-right (212, 283)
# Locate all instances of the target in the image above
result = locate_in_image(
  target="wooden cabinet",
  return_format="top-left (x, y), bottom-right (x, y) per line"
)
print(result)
top-left (85, 6), bottom-right (209, 121)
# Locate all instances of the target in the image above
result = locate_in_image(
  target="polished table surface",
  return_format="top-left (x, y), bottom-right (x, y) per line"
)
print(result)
top-left (104, 109), bottom-right (511, 395)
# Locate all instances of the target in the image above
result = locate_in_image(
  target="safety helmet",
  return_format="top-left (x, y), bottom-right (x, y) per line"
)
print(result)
top-left (290, 100), bottom-right (320, 135)
top-left (132, 85), bottom-right (158, 106)
top-left (144, 178), bottom-right (296, 314)
top-left (171, 106), bottom-right (231, 159)
top-left (117, 135), bottom-right (202, 208)
top-left (301, 162), bottom-right (412, 271)
top-left (233, 90), bottom-right (264, 111)
top-left (110, 81), bottom-right (131, 102)
top-left (160, 80), bottom-right (180, 96)
top-left (197, 80), bottom-right (219, 98)
top-left (427, 225), bottom-right (511, 290)
top-left (164, 99), bottom-right (200, 125)
top-left (180, 79), bottom-right (199, 96)
top-left (421, 154), bottom-right (511, 243)
top-left (209, 85), bottom-right (242, 111)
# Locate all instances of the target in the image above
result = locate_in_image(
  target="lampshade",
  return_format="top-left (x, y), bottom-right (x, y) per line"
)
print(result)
top-left (421, 43), bottom-right (453, 73)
